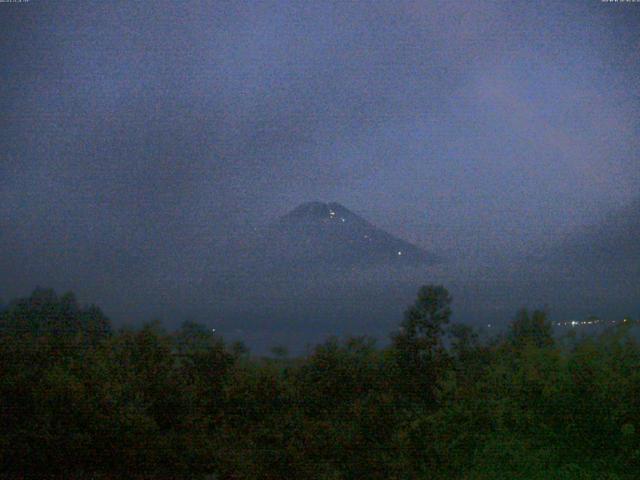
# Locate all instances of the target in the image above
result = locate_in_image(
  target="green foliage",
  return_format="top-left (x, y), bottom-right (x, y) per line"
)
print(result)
top-left (508, 308), bottom-right (554, 348)
top-left (392, 285), bottom-right (453, 405)
top-left (398, 285), bottom-right (453, 346)
top-left (0, 285), bottom-right (638, 478)
top-left (270, 345), bottom-right (289, 359)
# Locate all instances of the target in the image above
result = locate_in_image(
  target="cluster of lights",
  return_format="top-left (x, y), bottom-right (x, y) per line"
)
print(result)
top-left (328, 210), bottom-right (346, 222)
top-left (555, 318), bottom-right (632, 327)
top-left (482, 319), bottom-right (633, 330)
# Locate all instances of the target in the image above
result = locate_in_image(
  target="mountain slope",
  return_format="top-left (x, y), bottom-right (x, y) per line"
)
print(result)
top-left (252, 201), bottom-right (435, 270)
top-left (558, 197), bottom-right (640, 265)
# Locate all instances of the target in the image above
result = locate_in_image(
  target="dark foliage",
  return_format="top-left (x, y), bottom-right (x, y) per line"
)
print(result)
top-left (0, 286), bottom-right (638, 479)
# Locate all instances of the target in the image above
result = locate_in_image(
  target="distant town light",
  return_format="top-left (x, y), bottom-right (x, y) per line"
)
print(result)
top-left (397, 251), bottom-right (402, 256)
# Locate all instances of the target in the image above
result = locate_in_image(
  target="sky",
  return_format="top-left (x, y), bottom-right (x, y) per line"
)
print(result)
top-left (1, 1), bottom-right (639, 348)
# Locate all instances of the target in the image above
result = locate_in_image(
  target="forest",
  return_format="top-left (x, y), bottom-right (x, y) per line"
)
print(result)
top-left (0, 286), bottom-right (638, 479)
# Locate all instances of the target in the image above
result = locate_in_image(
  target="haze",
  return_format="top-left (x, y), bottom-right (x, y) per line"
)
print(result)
top-left (1, 1), bottom-right (639, 352)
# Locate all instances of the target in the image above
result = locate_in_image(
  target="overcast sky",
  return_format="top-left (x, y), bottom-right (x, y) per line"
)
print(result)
top-left (1, 1), bottom-right (639, 330)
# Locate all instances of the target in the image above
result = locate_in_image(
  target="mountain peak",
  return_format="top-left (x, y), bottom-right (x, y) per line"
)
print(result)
top-left (267, 201), bottom-right (436, 267)
top-left (279, 201), bottom-right (361, 225)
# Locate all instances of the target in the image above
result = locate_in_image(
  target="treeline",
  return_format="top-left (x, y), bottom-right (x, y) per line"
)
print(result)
top-left (0, 286), bottom-right (639, 479)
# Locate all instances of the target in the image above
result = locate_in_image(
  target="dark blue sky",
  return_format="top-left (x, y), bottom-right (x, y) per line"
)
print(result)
top-left (1, 1), bottom-right (639, 340)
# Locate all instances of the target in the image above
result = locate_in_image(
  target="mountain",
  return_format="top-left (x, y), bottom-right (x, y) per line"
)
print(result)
top-left (199, 201), bottom-right (436, 353)
top-left (250, 201), bottom-right (436, 270)
top-left (558, 197), bottom-right (640, 266)
top-left (522, 197), bottom-right (640, 321)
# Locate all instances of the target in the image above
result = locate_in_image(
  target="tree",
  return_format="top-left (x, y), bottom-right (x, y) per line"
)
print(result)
top-left (0, 288), bottom-right (111, 348)
top-left (173, 320), bottom-right (217, 355)
top-left (270, 345), bottom-right (289, 359)
top-left (392, 285), bottom-right (453, 404)
top-left (393, 285), bottom-right (452, 355)
top-left (508, 308), bottom-right (554, 348)
top-left (448, 323), bottom-right (479, 359)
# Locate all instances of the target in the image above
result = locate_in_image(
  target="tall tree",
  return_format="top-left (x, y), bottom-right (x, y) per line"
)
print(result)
top-left (392, 285), bottom-right (452, 404)
top-left (508, 308), bottom-right (554, 348)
